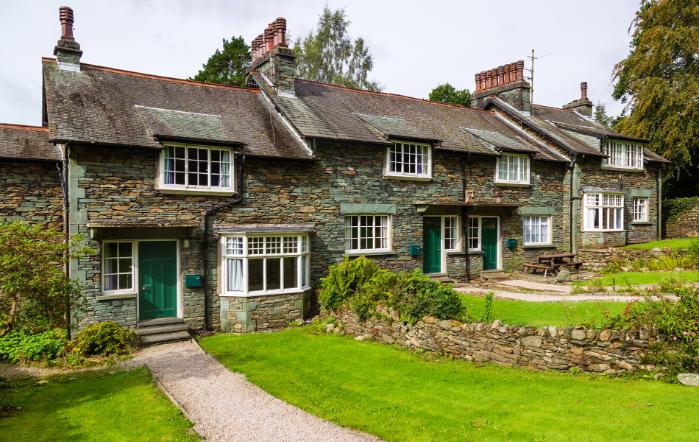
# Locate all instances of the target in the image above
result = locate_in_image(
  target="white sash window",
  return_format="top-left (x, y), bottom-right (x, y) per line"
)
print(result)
top-left (632, 197), bottom-right (649, 222)
top-left (496, 154), bottom-right (530, 184)
top-left (386, 141), bottom-right (432, 179)
top-left (161, 145), bottom-right (234, 192)
top-left (584, 193), bottom-right (624, 231)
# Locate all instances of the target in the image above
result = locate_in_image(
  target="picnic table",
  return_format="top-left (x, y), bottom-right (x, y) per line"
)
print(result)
top-left (523, 252), bottom-right (583, 276)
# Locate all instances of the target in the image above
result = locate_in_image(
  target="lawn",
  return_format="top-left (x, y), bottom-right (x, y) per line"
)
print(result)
top-left (0, 367), bottom-right (197, 441)
top-left (459, 293), bottom-right (627, 327)
top-left (582, 270), bottom-right (699, 287)
top-left (201, 329), bottom-right (699, 441)
top-left (625, 237), bottom-right (698, 250)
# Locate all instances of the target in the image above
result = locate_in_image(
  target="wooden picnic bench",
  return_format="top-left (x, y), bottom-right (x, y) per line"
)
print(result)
top-left (524, 252), bottom-right (584, 276)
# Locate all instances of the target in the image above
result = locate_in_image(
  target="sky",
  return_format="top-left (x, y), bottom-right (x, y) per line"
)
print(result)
top-left (1, 0), bottom-right (640, 126)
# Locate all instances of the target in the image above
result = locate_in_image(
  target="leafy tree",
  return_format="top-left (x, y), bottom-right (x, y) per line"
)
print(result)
top-left (0, 222), bottom-right (89, 335)
top-left (428, 83), bottom-right (471, 107)
top-left (593, 102), bottom-right (613, 128)
top-left (612, 0), bottom-right (699, 197)
top-left (191, 36), bottom-right (251, 87)
top-left (293, 7), bottom-right (381, 91)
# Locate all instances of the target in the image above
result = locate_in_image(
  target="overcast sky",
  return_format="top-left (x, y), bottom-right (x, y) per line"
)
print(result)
top-left (1, 0), bottom-right (640, 126)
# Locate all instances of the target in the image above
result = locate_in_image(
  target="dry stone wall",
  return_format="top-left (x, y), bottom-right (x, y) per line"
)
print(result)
top-left (577, 247), bottom-right (689, 274)
top-left (334, 309), bottom-right (654, 374)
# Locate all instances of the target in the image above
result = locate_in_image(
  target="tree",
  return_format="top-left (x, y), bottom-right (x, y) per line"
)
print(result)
top-left (428, 83), bottom-right (471, 107)
top-left (593, 102), bottom-right (613, 128)
top-left (191, 36), bottom-right (251, 87)
top-left (612, 0), bottom-right (699, 197)
top-left (293, 7), bottom-right (381, 91)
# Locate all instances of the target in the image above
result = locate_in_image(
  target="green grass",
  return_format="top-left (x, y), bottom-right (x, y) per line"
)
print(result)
top-left (581, 270), bottom-right (699, 287)
top-left (201, 329), bottom-right (699, 441)
top-left (0, 367), bottom-right (197, 441)
top-left (625, 237), bottom-right (698, 250)
top-left (459, 294), bottom-right (626, 327)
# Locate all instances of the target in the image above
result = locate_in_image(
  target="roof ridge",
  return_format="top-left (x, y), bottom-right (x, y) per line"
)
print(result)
top-left (42, 57), bottom-right (261, 93)
top-left (531, 103), bottom-right (569, 111)
top-left (0, 123), bottom-right (48, 132)
top-left (295, 78), bottom-right (494, 113)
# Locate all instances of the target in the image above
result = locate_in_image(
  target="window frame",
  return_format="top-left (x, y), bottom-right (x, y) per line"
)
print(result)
top-left (583, 193), bottom-right (625, 232)
top-left (344, 214), bottom-right (393, 254)
top-left (158, 144), bottom-right (235, 193)
top-left (495, 153), bottom-right (531, 185)
top-left (101, 241), bottom-right (136, 295)
top-left (632, 197), bottom-right (649, 223)
top-left (221, 233), bottom-right (311, 297)
top-left (522, 215), bottom-right (553, 246)
top-left (603, 140), bottom-right (644, 170)
top-left (443, 215), bottom-right (461, 252)
top-left (385, 140), bottom-right (432, 179)
top-left (467, 216), bottom-right (482, 252)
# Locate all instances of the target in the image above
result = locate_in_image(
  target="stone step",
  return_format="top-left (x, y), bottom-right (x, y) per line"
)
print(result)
top-left (139, 330), bottom-right (191, 346)
top-left (430, 274), bottom-right (456, 284)
top-left (135, 323), bottom-right (189, 336)
top-left (480, 270), bottom-right (507, 280)
top-left (137, 317), bottom-right (183, 327)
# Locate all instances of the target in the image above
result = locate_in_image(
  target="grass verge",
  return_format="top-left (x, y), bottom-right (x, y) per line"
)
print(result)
top-left (580, 270), bottom-right (699, 287)
top-left (624, 237), bottom-right (698, 250)
top-left (201, 328), bottom-right (699, 442)
top-left (0, 367), bottom-right (197, 441)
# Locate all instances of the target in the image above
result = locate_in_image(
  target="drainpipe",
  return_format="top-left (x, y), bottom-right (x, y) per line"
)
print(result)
top-left (568, 157), bottom-right (579, 254)
top-left (56, 145), bottom-right (71, 338)
top-left (202, 155), bottom-right (245, 330)
top-left (462, 155), bottom-right (470, 282)
top-left (657, 166), bottom-right (663, 239)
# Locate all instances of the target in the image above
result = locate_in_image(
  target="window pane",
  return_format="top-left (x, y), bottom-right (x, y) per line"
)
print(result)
top-left (105, 258), bottom-right (117, 274)
top-left (266, 258), bottom-right (281, 291)
top-left (118, 258), bottom-right (132, 273)
top-left (226, 237), bottom-right (243, 255)
top-left (301, 255), bottom-right (308, 286)
top-left (119, 274), bottom-right (131, 290)
top-left (248, 259), bottom-right (264, 292)
top-left (227, 259), bottom-right (243, 291)
top-left (104, 274), bottom-right (118, 291)
top-left (283, 257), bottom-right (298, 289)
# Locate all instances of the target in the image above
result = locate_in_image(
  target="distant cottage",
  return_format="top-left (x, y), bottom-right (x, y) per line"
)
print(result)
top-left (0, 8), bottom-right (668, 334)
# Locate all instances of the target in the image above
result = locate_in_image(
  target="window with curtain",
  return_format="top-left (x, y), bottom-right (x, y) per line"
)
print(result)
top-left (468, 217), bottom-right (480, 251)
top-left (603, 140), bottom-right (644, 169)
top-left (103, 241), bottom-right (134, 293)
top-left (632, 197), bottom-right (649, 222)
top-left (495, 154), bottom-right (530, 184)
top-left (523, 216), bottom-right (551, 245)
top-left (444, 216), bottom-right (459, 250)
top-left (222, 234), bottom-right (310, 295)
top-left (162, 145), bottom-right (233, 191)
top-left (344, 215), bottom-right (391, 253)
top-left (584, 193), bottom-right (624, 231)
top-left (386, 141), bottom-right (431, 178)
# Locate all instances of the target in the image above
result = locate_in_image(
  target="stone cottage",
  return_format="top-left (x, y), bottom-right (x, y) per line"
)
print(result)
top-left (0, 8), bottom-right (668, 335)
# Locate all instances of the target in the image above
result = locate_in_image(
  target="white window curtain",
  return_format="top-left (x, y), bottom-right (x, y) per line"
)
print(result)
top-left (633, 197), bottom-right (649, 222)
top-left (523, 216), bottom-right (551, 245)
top-left (604, 141), bottom-right (644, 169)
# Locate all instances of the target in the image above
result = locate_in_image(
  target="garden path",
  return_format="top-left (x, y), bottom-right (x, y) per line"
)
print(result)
top-left (130, 340), bottom-right (379, 442)
top-left (455, 286), bottom-right (672, 302)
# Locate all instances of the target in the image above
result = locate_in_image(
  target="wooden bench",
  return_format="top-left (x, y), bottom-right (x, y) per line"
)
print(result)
top-left (523, 263), bottom-right (555, 277)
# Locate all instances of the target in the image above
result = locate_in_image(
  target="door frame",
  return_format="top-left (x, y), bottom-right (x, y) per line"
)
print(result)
top-left (423, 215), bottom-right (462, 275)
top-left (480, 216), bottom-right (502, 271)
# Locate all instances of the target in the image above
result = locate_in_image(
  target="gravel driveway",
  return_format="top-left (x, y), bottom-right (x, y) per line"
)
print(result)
top-left (130, 341), bottom-right (379, 442)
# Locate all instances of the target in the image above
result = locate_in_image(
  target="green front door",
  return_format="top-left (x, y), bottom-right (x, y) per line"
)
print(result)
top-left (423, 217), bottom-right (442, 274)
top-left (482, 217), bottom-right (499, 270)
top-left (138, 241), bottom-right (177, 320)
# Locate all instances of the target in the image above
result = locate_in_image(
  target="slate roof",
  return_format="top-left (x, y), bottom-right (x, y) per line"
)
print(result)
top-left (0, 124), bottom-right (60, 161)
top-left (42, 58), bottom-right (311, 159)
top-left (269, 79), bottom-right (564, 161)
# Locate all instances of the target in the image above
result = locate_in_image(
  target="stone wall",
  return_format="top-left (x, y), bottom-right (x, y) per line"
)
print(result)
top-left (665, 198), bottom-right (699, 239)
top-left (221, 292), bottom-right (306, 332)
top-left (334, 309), bottom-right (653, 374)
top-left (577, 247), bottom-right (689, 274)
top-left (0, 160), bottom-right (64, 229)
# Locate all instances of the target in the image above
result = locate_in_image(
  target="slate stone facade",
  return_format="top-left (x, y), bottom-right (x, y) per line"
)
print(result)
top-left (0, 160), bottom-right (64, 230)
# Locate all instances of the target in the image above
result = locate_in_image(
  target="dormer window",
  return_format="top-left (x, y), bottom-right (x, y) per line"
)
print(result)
top-left (603, 140), bottom-right (644, 170)
top-left (385, 141), bottom-right (432, 179)
top-left (495, 153), bottom-right (530, 185)
top-left (159, 145), bottom-right (235, 193)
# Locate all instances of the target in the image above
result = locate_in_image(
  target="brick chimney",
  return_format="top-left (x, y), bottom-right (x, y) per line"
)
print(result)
top-left (54, 6), bottom-right (82, 69)
top-left (471, 60), bottom-right (531, 113)
top-left (562, 82), bottom-right (593, 116)
top-left (249, 18), bottom-right (296, 95)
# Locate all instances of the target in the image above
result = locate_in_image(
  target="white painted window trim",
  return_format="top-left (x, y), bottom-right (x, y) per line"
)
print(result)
top-left (157, 144), bottom-right (235, 193)
top-left (102, 241), bottom-right (137, 295)
top-left (344, 214), bottom-right (393, 254)
top-left (582, 192), bottom-right (625, 232)
top-left (522, 215), bottom-right (553, 246)
top-left (495, 153), bottom-right (530, 185)
top-left (602, 140), bottom-right (644, 170)
top-left (467, 216), bottom-right (482, 252)
top-left (632, 197), bottom-right (649, 223)
top-left (221, 233), bottom-right (311, 297)
top-left (385, 140), bottom-right (432, 179)
top-left (442, 215), bottom-right (462, 252)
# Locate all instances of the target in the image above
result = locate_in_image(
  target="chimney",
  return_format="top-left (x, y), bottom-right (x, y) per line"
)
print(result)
top-left (471, 60), bottom-right (531, 113)
top-left (562, 82), bottom-right (593, 117)
top-left (54, 6), bottom-right (82, 69)
top-left (249, 17), bottom-right (296, 95)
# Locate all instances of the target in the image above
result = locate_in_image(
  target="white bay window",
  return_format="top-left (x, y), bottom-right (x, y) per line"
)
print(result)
top-left (584, 193), bottom-right (624, 231)
top-left (222, 234), bottom-right (310, 296)
top-left (386, 141), bottom-right (431, 179)
top-left (496, 154), bottom-right (530, 184)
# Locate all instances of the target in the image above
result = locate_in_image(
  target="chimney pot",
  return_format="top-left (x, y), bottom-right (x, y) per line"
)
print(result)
top-left (59, 6), bottom-right (74, 40)
top-left (580, 82), bottom-right (588, 100)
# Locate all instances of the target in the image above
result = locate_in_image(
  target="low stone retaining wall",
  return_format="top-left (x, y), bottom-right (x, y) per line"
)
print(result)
top-left (333, 309), bottom-right (655, 374)
top-left (665, 197), bottom-right (699, 238)
top-left (578, 247), bottom-right (688, 274)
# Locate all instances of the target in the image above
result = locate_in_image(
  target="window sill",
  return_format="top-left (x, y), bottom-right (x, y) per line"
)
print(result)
top-left (220, 287), bottom-right (312, 298)
top-left (631, 221), bottom-right (653, 225)
top-left (157, 187), bottom-right (238, 197)
top-left (494, 181), bottom-right (530, 188)
top-left (601, 166), bottom-right (645, 173)
top-left (467, 249), bottom-right (483, 255)
top-left (344, 250), bottom-right (398, 257)
top-left (97, 292), bottom-right (137, 301)
top-left (383, 174), bottom-right (432, 182)
top-left (446, 250), bottom-right (465, 256)
top-left (582, 229), bottom-right (626, 233)
top-left (523, 244), bottom-right (557, 249)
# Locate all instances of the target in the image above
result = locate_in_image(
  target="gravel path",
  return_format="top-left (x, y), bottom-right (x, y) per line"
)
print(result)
top-left (456, 286), bottom-right (673, 302)
top-left (129, 340), bottom-right (379, 442)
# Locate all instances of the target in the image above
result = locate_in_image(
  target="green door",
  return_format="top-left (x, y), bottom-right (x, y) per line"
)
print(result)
top-left (139, 241), bottom-right (177, 320)
top-left (482, 217), bottom-right (499, 270)
top-left (423, 217), bottom-right (442, 274)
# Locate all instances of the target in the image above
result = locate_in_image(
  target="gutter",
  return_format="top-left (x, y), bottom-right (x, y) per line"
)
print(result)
top-left (201, 155), bottom-right (245, 330)
top-left (56, 144), bottom-right (71, 338)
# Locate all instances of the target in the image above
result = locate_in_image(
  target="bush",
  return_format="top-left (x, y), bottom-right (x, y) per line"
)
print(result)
top-left (480, 292), bottom-right (494, 323)
top-left (0, 329), bottom-right (67, 363)
top-left (688, 238), bottom-right (699, 264)
top-left (71, 321), bottom-right (137, 357)
top-left (319, 256), bottom-right (382, 310)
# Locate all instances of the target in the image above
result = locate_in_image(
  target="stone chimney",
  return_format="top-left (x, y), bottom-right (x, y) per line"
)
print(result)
top-left (54, 6), bottom-right (82, 69)
top-left (471, 60), bottom-right (531, 113)
top-left (562, 82), bottom-right (593, 116)
top-left (249, 18), bottom-right (296, 95)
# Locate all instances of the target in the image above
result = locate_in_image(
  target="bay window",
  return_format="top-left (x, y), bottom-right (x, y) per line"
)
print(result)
top-left (584, 193), bottom-right (624, 231)
top-left (496, 154), bottom-right (530, 184)
top-left (103, 242), bottom-right (134, 293)
top-left (161, 145), bottom-right (233, 192)
top-left (345, 215), bottom-right (391, 253)
top-left (632, 197), bottom-right (649, 222)
top-left (222, 234), bottom-right (310, 295)
top-left (603, 140), bottom-right (644, 169)
top-left (386, 141), bottom-right (431, 179)
top-left (523, 216), bottom-right (551, 246)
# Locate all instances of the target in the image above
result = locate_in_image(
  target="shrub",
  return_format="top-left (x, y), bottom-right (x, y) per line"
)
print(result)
top-left (602, 258), bottom-right (626, 274)
top-left (688, 238), bottom-right (699, 264)
top-left (0, 329), bottom-right (67, 363)
top-left (71, 321), bottom-right (137, 357)
top-left (480, 292), bottom-right (494, 323)
top-left (319, 256), bottom-right (382, 310)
